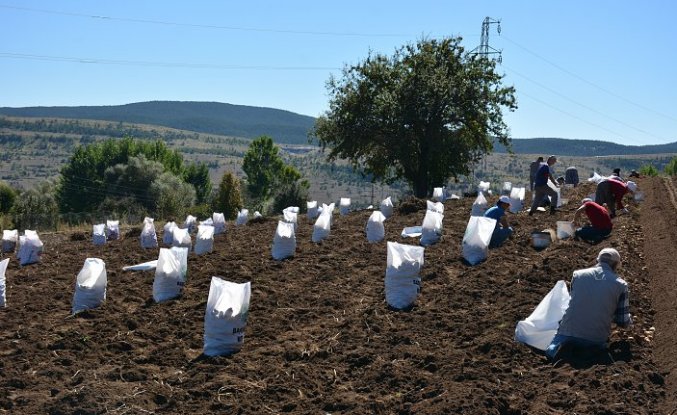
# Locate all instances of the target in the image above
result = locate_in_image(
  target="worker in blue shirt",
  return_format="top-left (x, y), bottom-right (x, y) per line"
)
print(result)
top-left (484, 195), bottom-right (513, 248)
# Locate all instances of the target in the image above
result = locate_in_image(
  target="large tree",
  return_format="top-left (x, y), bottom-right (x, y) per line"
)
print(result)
top-left (312, 37), bottom-right (517, 198)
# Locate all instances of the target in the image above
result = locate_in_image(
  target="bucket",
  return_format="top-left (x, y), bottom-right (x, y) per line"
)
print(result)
top-left (556, 221), bottom-right (575, 240)
top-left (531, 232), bottom-right (552, 249)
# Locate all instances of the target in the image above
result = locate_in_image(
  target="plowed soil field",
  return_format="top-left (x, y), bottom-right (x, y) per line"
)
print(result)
top-left (1, 177), bottom-right (675, 414)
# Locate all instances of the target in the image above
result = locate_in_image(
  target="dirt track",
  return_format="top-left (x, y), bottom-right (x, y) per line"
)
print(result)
top-left (0, 177), bottom-right (674, 414)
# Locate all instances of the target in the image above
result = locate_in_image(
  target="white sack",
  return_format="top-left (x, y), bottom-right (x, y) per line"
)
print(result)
top-left (432, 187), bottom-right (445, 202)
top-left (307, 201), bottom-right (319, 221)
top-left (0, 258), bottom-right (8, 307)
top-left (401, 226), bottom-right (423, 238)
top-left (462, 217), bottom-right (496, 265)
top-left (509, 187), bottom-right (526, 214)
top-left (272, 221), bottom-right (296, 260)
top-left (194, 225), bottom-right (215, 255)
top-left (236, 209), bottom-right (249, 226)
top-left (72, 258), bottom-right (107, 314)
top-left (18, 231), bottom-right (43, 266)
top-left (203, 277), bottom-right (251, 356)
top-left (92, 224), bottom-right (106, 246)
top-left (588, 172), bottom-right (605, 184)
top-left (200, 218), bottom-right (214, 227)
top-left (420, 210), bottom-right (443, 247)
top-left (282, 207), bottom-right (298, 230)
top-left (163, 221), bottom-right (177, 245)
top-left (312, 212), bottom-right (331, 243)
top-left (253, 211), bottom-right (262, 218)
top-left (380, 197), bottom-right (394, 219)
top-left (2, 229), bottom-right (18, 253)
top-left (140, 217), bottom-right (158, 249)
top-left (122, 260), bottom-right (158, 272)
top-left (366, 211), bottom-right (386, 243)
top-left (170, 246), bottom-right (188, 280)
top-left (515, 280), bottom-right (571, 350)
top-left (212, 213), bottom-right (226, 235)
top-left (547, 181), bottom-right (563, 208)
top-left (105, 220), bottom-right (120, 241)
top-left (184, 215), bottom-right (197, 233)
top-left (153, 248), bottom-right (186, 302)
top-left (427, 200), bottom-right (444, 214)
top-left (502, 182), bottom-right (513, 195)
top-left (471, 193), bottom-right (488, 217)
top-left (385, 242), bottom-right (424, 310)
top-left (172, 227), bottom-right (192, 249)
top-left (339, 198), bottom-right (351, 216)
top-left (478, 181), bottom-right (491, 195)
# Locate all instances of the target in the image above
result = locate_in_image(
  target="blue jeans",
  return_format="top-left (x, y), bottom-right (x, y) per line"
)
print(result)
top-left (575, 226), bottom-right (611, 243)
top-left (489, 226), bottom-right (513, 248)
top-left (545, 334), bottom-right (607, 360)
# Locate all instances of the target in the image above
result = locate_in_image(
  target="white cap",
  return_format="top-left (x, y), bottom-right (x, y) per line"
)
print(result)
top-left (498, 195), bottom-right (511, 205)
top-left (597, 248), bottom-right (621, 267)
top-left (582, 198), bottom-right (593, 204)
top-left (626, 181), bottom-right (637, 192)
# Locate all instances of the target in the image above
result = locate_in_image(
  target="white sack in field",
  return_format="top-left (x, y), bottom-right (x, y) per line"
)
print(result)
top-left (502, 182), bottom-right (512, 195)
top-left (588, 172), bottom-right (605, 184)
top-left (122, 260), bottom-right (158, 272)
top-left (432, 187), bottom-right (445, 202)
top-left (272, 221), bottom-right (296, 260)
top-left (18, 231), bottom-right (43, 266)
top-left (385, 242), bottom-right (424, 310)
top-left (163, 221), bottom-right (177, 245)
top-left (380, 197), bottom-right (394, 219)
top-left (253, 211), bottom-right (262, 218)
top-left (339, 198), bottom-right (351, 216)
top-left (153, 248), bottom-right (185, 302)
top-left (184, 215), bottom-right (197, 233)
top-left (171, 246), bottom-right (188, 281)
top-left (282, 207), bottom-right (298, 230)
top-left (140, 217), bottom-right (158, 249)
top-left (471, 192), bottom-right (488, 217)
top-left (401, 226), bottom-right (423, 238)
top-left (307, 201), bottom-right (319, 221)
top-left (462, 216), bottom-right (496, 265)
top-left (548, 181), bottom-right (563, 208)
top-left (105, 220), bottom-right (120, 241)
top-left (92, 224), bottom-right (106, 246)
top-left (420, 210), bottom-right (443, 247)
top-left (212, 213), bottom-right (226, 235)
top-left (509, 187), bottom-right (526, 214)
top-left (427, 200), bottom-right (444, 214)
top-left (515, 280), bottom-right (571, 351)
top-left (2, 229), bottom-right (18, 253)
top-left (194, 225), bottom-right (215, 255)
top-left (203, 277), bottom-right (251, 356)
top-left (236, 209), bottom-right (249, 226)
top-left (0, 258), bottom-right (8, 307)
top-left (478, 181), bottom-right (491, 195)
top-left (172, 227), bottom-right (192, 250)
top-left (72, 258), bottom-right (107, 314)
top-left (312, 212), bottom-right (331, 243)
top-left (366, 211), bottom-right (386, 243)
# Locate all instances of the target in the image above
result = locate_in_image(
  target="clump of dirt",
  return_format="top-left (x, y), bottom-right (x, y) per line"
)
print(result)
top-left (125, 227), bottom-right (141, 238)
top-left (69, 232), bottom-right (87, 241)
top-left (397, 196), bottom-right (427, 214)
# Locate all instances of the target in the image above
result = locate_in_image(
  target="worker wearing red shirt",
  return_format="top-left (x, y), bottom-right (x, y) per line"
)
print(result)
top-left (594, 179), bottom-right (637, 217)
top-left (573, 198), bottom-right (612, 243)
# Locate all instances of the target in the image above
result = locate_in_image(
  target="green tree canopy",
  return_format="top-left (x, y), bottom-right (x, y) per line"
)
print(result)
top-left (214, 171), bottom-right (243, 220)
top-left (312, 37), bottom-right (517, 197)
top-left (183, 162), bottom-right (213, 205)
top-left (0, 181), bottom-right (17, 214)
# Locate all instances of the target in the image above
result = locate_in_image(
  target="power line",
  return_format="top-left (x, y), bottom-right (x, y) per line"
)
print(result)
top-left (0, 52), bottom-right (340, 71)
top-left (500, 34), bottom-right (677, 124)
top-left (0, 4), bottom-right (412, 38)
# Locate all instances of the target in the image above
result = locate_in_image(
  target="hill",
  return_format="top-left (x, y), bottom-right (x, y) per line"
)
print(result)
top-left (0, 101), bottom-right (316, 145)
top-left (496, 137), bottom-right (677, 156)
top-left (0, 177), bottom-right (674, 413)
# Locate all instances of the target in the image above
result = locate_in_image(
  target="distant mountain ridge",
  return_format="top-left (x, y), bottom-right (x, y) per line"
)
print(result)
top-left (1, 101), bottom-right (676, 155)
top-left (0, 101), bottom-right (316, 145)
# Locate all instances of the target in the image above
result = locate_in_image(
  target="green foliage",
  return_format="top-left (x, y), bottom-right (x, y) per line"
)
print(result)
top-left (0, 181), bottom-right (17, 214)
top-left (214, 172), bottom-right (242, 220)
top-left (639, 164), bottom-right (659, 177)
top-left (183, 162), bottom-right (213, 205)
top-left (312, 37), bottom-right (517, 197)
top-left (271, 179), bottom-right (310, 215)
top-left (188, 203), bottom-right (213, 221)
top-left (57, 136), bottom-right (184, 213)
top-left (665, 156), bottom-right (677, 176)
top-left (150, 172), bottom-right (196, 220)
top-left (103, 155), bottom-right (165, 212)
top-left (10, 181), bottom-right (59, 231)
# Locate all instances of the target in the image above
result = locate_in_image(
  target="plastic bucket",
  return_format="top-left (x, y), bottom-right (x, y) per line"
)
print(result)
top-left (556, 221), bottom-right (575, 240)
top-left (531, 232), bottom-right (551, 249)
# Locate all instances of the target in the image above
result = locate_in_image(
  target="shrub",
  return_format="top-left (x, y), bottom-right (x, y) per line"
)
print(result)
top-left (664, 157), bottom-right (677, 176)
top-left (214, 172), bottom-right (242, 220)
top-left (271, 179), bottom-right (310, 215)
top-left (639, 164), bottom-right (659, 177)
top-left (0, 181), bottom-right (17, 214)
top-left (10, 181), bottom-right (59, 231)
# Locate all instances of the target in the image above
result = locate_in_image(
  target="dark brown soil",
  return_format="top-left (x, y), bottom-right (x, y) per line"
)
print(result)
top-left (0, 178), bottom-right (673, 414)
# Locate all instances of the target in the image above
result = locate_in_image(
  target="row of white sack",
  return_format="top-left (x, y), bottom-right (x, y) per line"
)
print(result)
top-left (1, 230), bottom-right (44, 266)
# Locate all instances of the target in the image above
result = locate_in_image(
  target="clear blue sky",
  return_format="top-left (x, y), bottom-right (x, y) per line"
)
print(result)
top-left (2, 1), bottom-right (676, 145)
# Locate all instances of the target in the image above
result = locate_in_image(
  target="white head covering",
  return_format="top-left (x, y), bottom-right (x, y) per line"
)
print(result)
top-left (597, 248), bottom-right (621, 267)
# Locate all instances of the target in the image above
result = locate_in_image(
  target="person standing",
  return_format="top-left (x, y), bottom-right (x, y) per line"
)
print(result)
top-left (572, 198), bottom-right (612, 243)
top-left (529, 156), bottom-right (544, 191)
top-left (545, 248), bottom-right (631, 361)
top-left (565, 166), bottom-right (579, 187)
top-left (594, 179), bottom-right (637, 217)
top-left (529, 155), bottom-right (559, 215)
top-left (484, 195), bottom-right (513, 248)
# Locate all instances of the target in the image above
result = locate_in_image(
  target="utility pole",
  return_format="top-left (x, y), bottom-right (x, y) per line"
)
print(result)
top-left (470, 17), bottom-right (502, 63)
